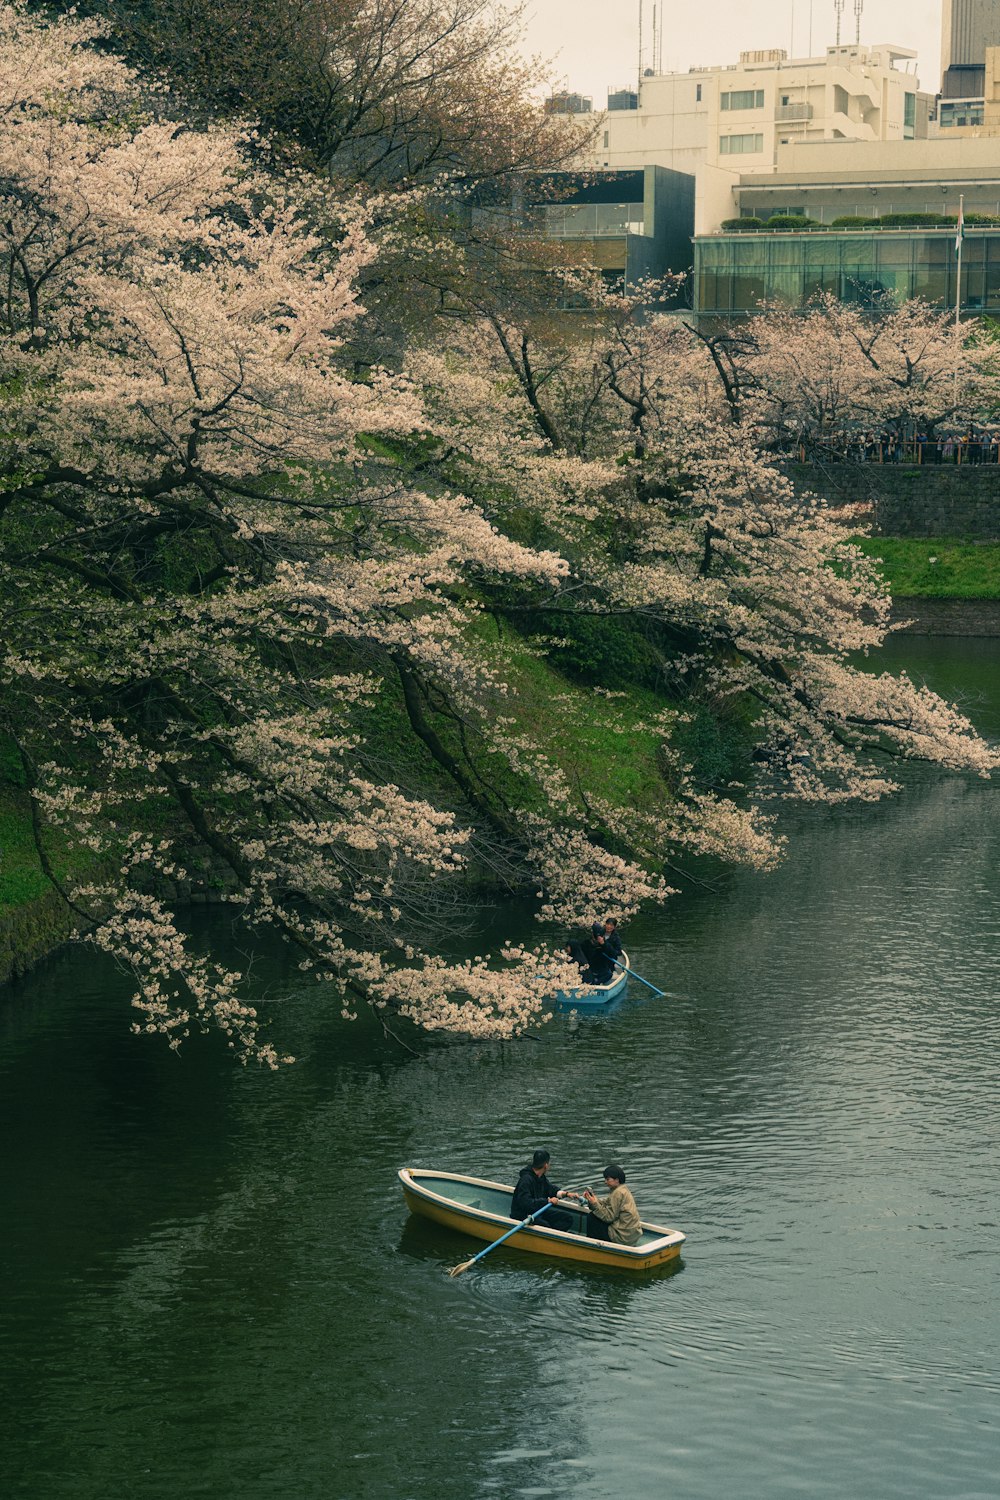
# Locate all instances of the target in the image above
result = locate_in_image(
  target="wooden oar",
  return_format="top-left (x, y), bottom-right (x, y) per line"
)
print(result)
top-left (446, 1182), bottom-right (593, 1278)
top-left (447, 1201), bottom-right (554, 1277)
top-left (610, 955), bottom-right (665, 998)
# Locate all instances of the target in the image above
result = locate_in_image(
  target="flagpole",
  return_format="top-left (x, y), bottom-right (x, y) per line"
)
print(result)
top-left (955, 193), bottom-right (964, 329)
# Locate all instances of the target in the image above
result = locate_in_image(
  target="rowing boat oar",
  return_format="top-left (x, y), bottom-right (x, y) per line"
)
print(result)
top-left (447, 1202), bottom-right (553, 1277)
top-left (611, 956), bottom-right (665, 998)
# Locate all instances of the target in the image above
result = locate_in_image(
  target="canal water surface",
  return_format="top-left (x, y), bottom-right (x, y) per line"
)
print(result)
top-left (2, 638), bottom-right (998, 1499)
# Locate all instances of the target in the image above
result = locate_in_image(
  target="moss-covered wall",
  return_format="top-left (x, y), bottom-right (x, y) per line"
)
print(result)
top-left (0, 887), bottom-right (77, 987)
top-left (783, 463), bottom-right (1000, 539)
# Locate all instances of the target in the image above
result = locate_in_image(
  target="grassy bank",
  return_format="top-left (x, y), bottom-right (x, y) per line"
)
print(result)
top-left (856, 538), bottom-right (1000, 599)
top-left (0, 632), bottom-right (680, 983)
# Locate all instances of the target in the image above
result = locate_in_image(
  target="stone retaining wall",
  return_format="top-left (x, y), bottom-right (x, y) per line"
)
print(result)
top-left (0, 887), bottom-right (78, 988)
top-left (890, 597), bottom-right (1000, 636)
top-left (782, 462), bottom-right (1000, 539)
top-left (0, 858), bottom-right (242, 989)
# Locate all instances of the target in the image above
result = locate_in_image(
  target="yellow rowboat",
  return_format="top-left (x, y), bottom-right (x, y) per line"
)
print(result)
top-left (399, 1168), bottom-right (685, 1271)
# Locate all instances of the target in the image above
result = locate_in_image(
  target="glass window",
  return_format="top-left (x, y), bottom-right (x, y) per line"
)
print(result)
top-left (903, 93), bottom-right (915, 139)
top-left (940, 100), bottom-right (985, 127)
top-left (733, 239), bottom-right (768, 271)
top-left (699, 241), bottom-right (729, 268)
top-left (720, 133), bottom-right (764, 154)
top-left (696, 83), bottom-right (702, 102)
top-left (696, 271), bottom-right (729, 312)
top-left (732, 273), bottom-right (768, 310)
top-left (720, 89), bottom-right (764, 111)
top-left (803, 266), bottom-right (839, 301)
top-left (769, 238), bottom-right (802, 266)
top-left (803, 239), bottom-right (834, 266)
top-left (911, 265), bottom-right (949, 303)
top-left (982, 242), bottom-right (1000, 310)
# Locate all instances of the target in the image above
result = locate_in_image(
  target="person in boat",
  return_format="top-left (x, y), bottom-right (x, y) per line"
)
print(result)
top-left (564, 939), bottom-right (589, 972)
top-left (583, 917), bottom-right (623, 984)
top-left (583, 1165), bottom-right (642, 1246)
top-left (510, 1149), bottom-right (576, 1232)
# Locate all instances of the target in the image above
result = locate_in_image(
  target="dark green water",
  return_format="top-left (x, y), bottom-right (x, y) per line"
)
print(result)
top-left (2, 638), bottom-right (999, 1500)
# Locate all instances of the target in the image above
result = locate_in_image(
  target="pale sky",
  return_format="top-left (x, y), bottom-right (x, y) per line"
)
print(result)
top-left (521, 0), bottom-right (944, 103)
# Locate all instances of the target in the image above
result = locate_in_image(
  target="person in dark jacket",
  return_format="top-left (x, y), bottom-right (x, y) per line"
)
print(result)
top-left (585, 918), bottom-right (623, 983)
top-left (564, 939), bottom-right (589, 971)
top-left (509, 1149), bottom-right (575, 1231)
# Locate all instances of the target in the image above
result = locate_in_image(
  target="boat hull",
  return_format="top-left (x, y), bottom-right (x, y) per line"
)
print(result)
top-left (399, 1168), bottom-right (685, 1271)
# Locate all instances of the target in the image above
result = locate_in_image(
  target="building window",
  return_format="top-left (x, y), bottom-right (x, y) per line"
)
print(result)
top-left (904, 92), bottom-right (915, 139)
top-left (720, 133), bottom-right (764, 154)
top-left (939, 99), bottom-right (984, 128)
top-left (696, 83), bottom-right (702, 102)
top-left (720, 89), bottom-right (765, 111)
top-left (603, 130), bottom-right (609, 147)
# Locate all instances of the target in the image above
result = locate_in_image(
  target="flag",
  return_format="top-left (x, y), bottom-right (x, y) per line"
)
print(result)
top-left (955, 199), bottom-right (965, 256)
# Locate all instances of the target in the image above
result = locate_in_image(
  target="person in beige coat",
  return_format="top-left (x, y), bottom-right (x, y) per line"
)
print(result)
top-left (583, 1165), bottom-right (642, 1246)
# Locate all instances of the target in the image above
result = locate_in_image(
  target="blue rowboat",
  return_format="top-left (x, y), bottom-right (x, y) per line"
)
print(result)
top-left (554, 950), bottom-right (630, 1010)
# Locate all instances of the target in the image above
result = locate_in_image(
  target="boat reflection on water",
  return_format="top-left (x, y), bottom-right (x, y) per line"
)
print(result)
top-left (558, 994), bottom-right (626, 1029)
top-left (397, 1216), bottom-right (685, 1286)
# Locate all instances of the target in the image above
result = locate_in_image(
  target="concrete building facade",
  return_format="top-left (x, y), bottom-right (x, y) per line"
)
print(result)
top-left (693, 138), bottom-right (1000, 318)
top-left (588, 45), bottom-right (928, 182)
top-left (528, 166), bottom-right (695, 289)
top-left (942, 0), bottom-right (1000, 76)
top-left (538, 27), bottom-right (1000, 322)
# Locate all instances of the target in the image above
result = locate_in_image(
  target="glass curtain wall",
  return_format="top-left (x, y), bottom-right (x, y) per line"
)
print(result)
top-left (541, 202), bottom-right (645, 237)
top-left (695, 232), bottom-right (1000, 315)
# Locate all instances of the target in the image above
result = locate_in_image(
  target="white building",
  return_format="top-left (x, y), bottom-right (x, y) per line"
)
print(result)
top-left (582, 44), bottom-right (931, 228)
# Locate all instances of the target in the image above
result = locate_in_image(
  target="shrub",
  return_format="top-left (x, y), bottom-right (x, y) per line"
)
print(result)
top-left (765, 214), bottom-right (818, 230)
top-left (879, 212), bottom-right (951, 227)
top-left (519, 611), bottom-right (665, 690)
top-left (830, 215), bottom-right (876, 228)
top-left (721, 216), bottom-right (763, 231)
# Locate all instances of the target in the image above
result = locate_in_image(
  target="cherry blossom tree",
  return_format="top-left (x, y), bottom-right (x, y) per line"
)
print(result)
top-left (39, 0), bottom-right (591, 188)
top-left (724, 294), bottom-right (984, 452)
top-left (2, 9), bottom-right (995, 1068)
top-left (408, 281), bottom-right (998, 833)
top-left (0, 4), bottom-right (601, 1058)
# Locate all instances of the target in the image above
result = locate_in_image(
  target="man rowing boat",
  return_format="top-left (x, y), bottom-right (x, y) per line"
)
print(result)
top-left (588, 917), bottom-right (622, 982)
top-left (509, 1148), bottom-right (576, 1232)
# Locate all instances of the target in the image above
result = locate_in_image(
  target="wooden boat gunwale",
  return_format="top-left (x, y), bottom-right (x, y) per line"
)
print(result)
top-left (554, 949), bottom-right (631, 1009)
top-left (399, 1166), bottom-right (685, 1269)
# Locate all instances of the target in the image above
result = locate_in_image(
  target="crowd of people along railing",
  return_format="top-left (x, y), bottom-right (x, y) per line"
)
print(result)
top-left (791, 430), bottom-right (1000, 464)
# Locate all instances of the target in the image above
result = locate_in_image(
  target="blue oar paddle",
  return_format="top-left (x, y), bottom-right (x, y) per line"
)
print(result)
top-left (447, 1201), bottom-right (553, 1277)
top-left (611, 955), bottom-right (665, 998)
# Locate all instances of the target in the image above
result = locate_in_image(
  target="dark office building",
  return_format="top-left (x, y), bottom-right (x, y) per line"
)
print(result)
top-left (941, 0), bottom-right (1000, 96)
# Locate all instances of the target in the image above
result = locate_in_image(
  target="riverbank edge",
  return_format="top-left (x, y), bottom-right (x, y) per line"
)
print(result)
top-left (0, 884), bottom-right (79, 988)
top-left (0, 843), bottom-right (244, 990)
top-left (890, 598), bottom-right (1000, 635)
